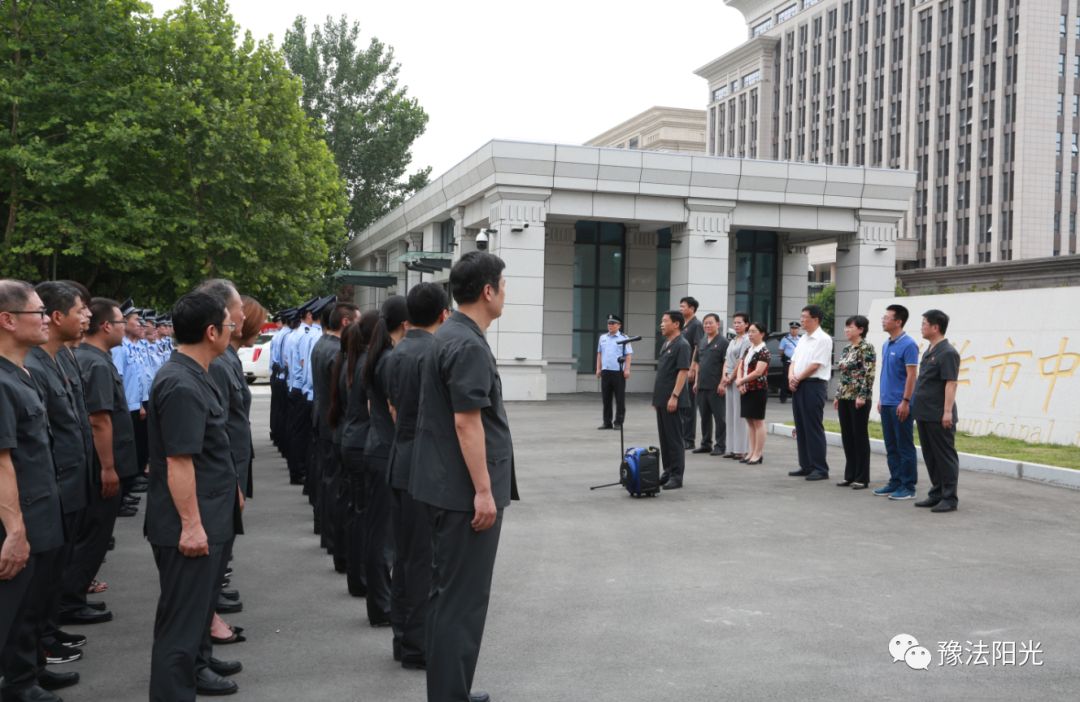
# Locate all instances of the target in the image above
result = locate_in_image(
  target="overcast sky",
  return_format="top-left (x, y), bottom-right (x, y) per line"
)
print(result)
top-left (151, 1), bottom-right (748, 176)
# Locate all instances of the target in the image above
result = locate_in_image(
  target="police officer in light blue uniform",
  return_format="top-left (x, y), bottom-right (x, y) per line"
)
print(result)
top-left (111, 299), bottom-right (149, 512)
top-left (595, 313), bottom-right (633, 430)
top-left (284, 299), bottom-right (317, 485)
top-left (268, 309), bottom-right (294, 453)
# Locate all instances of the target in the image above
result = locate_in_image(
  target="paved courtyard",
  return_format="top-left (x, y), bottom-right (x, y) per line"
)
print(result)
top-left (61, 392), bottom-right (1079, 700)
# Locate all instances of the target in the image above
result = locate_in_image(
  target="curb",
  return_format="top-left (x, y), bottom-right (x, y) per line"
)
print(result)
top-left (767, 423), bottom-right (1080, 491)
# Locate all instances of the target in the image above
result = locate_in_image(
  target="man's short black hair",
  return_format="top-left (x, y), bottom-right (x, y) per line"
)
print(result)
top-left (664, 310), bottom-right (684, 330)
top-left (845, 315), bottom-right (870, 338)
top-left (886, 304), bottom-right (909, 325)
top-left (703, 312), bottom-right (720, 325)
top-left (407, 282), bottom-right (450, 327)
top-left (87, 298), bottom-right (120, 336)
top-left (923, 309), bottom-right (950, 335)
top-left (802, 304), bottom-right (824, 322)
top-left (35, 281), bottom-right (80, 317)
top-left (172, 292), bottom-right (226, 345)
top-left (449, 251), bottom-right (505, 305)
top-left (57, 280), bottom-right (92, 306)
top-left (680, 296), bottom-right (699, 312)
top-left (327, 302), bottom-right (359, 332)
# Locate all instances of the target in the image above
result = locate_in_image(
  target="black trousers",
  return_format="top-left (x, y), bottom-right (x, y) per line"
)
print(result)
top-left (270, 377), bottom-right (288, 456)
top-left (680, 386), bottom-right (697, 446)
top-left (149, 542), bottom-right (229, 702)
top-left (363, 456), bottom-right (393, 626)
top-left (60, 484), bottom-right (120, 615)
top-left (655, 406), bottom-right (686, 480)
top-left (327, 443), bottom-right (349, 567)
top-left (341, 446), bottom-right (368, 597)
top-left (306, 425), bottom-right (325, 512)
top-left (425, 507), bottom-right (503, 702)
top-left (316, 433), bottom-right (338, 554)
top-left (42, 509), bottom-right (84, 646)
top-left (837, 399), bottom-right (871, 483)
top-left (286, 390), bottom-right (312, 483)
top-left (917, 420), bottom-right (960, 507)
top-left (390, 487), bottom-right (432, 666)
top-left (0, 547), bottom-right (63, 692)
top-left (792, 379), bottom-right (830, 477)
top-left (600, 370), bottom-right (626, 427)
top-left (131, 406), bottom-right (149, 478)
top-left (0, 550), bottom-right (35, 655)
top-left (196, 539), bottom-right (234, 674)
top-left (697, 387), bottom-right (726, 451)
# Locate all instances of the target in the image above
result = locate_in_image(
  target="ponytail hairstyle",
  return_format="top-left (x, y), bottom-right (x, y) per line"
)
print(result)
top-left (328, 310), bottom-right (379, 428)
top-left (362, 295), bottom-right (408, 389)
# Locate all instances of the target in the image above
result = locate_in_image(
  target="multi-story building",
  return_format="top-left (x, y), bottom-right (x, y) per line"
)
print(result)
top-left (585, 106), bottom-right (708, 154)
top-left (698, 0), bottom-right (1077, 271)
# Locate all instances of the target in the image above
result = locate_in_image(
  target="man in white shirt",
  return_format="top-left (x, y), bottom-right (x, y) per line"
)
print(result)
top-left (787, 304), bottom-right (833, 481)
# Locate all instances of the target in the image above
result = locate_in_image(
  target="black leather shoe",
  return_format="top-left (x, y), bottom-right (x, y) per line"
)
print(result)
top-left (43, 641), bottom-right (82, 664)
top-left (658, 471), bottom-right (670, 486)
top-left (469, 693), bottom-right (490, 702)
top-left (211, 631), bottom-right (246, 645)
top-left (691, 447), bottom-right (711, 454)
top-left (401, 658), bottom-right (426, 670)
top-left (597, 425), bottom-right (613, 430)
top-left (216, 597), bottom-right (243, 615)
top-left (0, 684), bottom-right (63, 701)
top-left (914, 498), bottom-right (940, 508)
top-left (195, 668), bottom-right (238, 696)
top-left (788, 469), bottom-right (811, 476)
top-left (48, 630), bottom-right (86, 648)
top-left (710, 448), bottom-right (725, 456)
top-left (208, 657), bottom-right (243, 676)
top-left (662, 480), bottom-right (683, 490)
top-left (836, 480), bottom-right (853, 487)
top-left (805, 473), bottom-right (828, 481)
top-left (220, 589), bottom-right (240, 601)
top-left (117, 504), bottom-right (137, 517)
top-left (38, 669), bottom-right (79, 691)
top-left (930, 502), bottom-right (957, 513)
top-left (86, 600), bottom-right (107, 612)
top-left (58, 606), bottom-right (113, 625)
top-left (612, 422), bottom-right (622, 429)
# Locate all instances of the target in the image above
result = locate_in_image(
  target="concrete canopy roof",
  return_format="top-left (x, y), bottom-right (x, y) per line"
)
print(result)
top-left (349, 140), bottom-right (916, 261)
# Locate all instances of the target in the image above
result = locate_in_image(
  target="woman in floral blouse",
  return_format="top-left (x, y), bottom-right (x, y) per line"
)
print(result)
top-left (834, 314), bottom-right (876, 488)
top-left (735, 322), bottom-right (771, 465)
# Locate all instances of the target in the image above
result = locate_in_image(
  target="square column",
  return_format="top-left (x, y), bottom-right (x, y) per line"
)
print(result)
top-left (779, 241), bottom-right (810, 329)
top-left (834, 211), bottom-right (899, 354)
top-left (669, 201), bottom-right (732, 323)
top-left (542, 223), bottom-right (575, 393)
top-left (485, 193), bottom-right (548, 401)
top-left (624, 227), bottom-right (658, 393)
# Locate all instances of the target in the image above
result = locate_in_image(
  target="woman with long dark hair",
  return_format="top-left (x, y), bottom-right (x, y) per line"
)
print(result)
top-left (358, 296), bottom-right (409, 628)
top-left (331, 310), bottom-right (379, 597)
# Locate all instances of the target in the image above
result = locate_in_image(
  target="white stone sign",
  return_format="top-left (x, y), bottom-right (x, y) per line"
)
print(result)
top-left (866, 288), bottom-right (1080, 447)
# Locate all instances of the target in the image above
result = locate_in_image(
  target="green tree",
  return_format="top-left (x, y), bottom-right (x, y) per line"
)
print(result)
top-left (282, 15), bottom-right (429, 255)
top-left (0, 0), bottom-right (348, 310)
top-left (808, 283), bottom-right (835, 335)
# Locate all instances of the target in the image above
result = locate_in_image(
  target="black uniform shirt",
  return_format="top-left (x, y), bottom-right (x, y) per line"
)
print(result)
top-left (911, 339), bottom-right (961, 423)
top-left (310, 334), bottom-right (339, 435)
top-left (696, 333), bottom-right (729, 390)
top-left (682, 317), bottom-right (704, 357)
top-left (0, 355), bottom-right (63, 554)
top-left (385, 329), bottom-right (433, 490)
top-left (25, 347), bottom-right (89, 515)
top-left (340, 353), bottom-right (370, 451)
top-left (209, 346), bottom-right (252, 493)
top-left (364, 351), bottom-right (395, 461)
top-left (75, 343), bottom-right (138, 479)
top-left (145, 351), bottom-right (239, 547)
top-left (410, 312), bottom-right (514, 512)
top-left (652, 335), bottom-right (692, 408)
top-left (58, 348), bottom-right (94, 488)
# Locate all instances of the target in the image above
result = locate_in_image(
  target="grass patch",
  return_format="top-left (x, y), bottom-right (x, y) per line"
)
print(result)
top-left (819, 420), bottom-right (1080, 471)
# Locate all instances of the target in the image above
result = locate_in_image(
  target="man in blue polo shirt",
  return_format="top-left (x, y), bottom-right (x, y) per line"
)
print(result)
top-left (595, 313), bottom-right (632, 430)
top-left (874, 304), bottom-right (920, 499)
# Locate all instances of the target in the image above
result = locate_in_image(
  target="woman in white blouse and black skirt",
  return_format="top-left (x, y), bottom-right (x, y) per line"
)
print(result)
top-left (735, 322), bottom-right (771, 465)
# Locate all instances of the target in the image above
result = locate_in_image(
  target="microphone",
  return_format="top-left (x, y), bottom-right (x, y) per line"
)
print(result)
top-left (617, 335), bottom-right (642, 344)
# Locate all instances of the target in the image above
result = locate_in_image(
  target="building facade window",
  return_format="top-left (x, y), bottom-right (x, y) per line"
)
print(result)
top-left (573, 221), bottom-right (625, 373)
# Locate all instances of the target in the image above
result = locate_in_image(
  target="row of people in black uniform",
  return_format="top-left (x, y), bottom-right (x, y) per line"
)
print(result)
top-left (0, 275), bottom-right (267, 702)
top-left (269, 252), bottom-right (518, 702)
